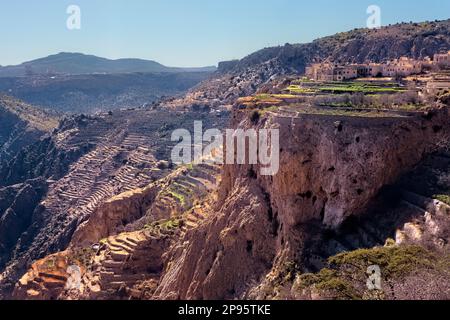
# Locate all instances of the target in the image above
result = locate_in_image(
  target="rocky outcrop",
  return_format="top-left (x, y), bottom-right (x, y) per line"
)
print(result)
top-left (154, 105), bottom-right (450, 299)
top-left (11, 252), bottom-right (72, 300)
top-left (70, 186), bottom-right (160, 247)
top-left (396, 191), bottom-right (450, 249)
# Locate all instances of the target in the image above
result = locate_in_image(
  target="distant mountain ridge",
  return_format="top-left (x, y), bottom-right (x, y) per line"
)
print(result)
top-left (0, 52), bottom-right (216, 77)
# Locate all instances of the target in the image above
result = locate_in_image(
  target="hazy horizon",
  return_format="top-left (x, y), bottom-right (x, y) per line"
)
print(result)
top-left (1, 0), bottom-right (449, 67)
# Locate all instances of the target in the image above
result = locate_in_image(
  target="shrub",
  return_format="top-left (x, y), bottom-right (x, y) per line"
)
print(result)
top-left (250, 110), bottom-right (261, 124)
top-left (295, 245), bottom-right (446, 300)
top-left (433, 194), bottom-right (450, 205)
top-left (328, 245), bottom-right (436, 278)
top-left (144, 218), bottom-right (181, 234)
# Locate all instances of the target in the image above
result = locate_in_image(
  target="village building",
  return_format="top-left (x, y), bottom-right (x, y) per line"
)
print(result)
top-left (382, 57), bottom-right (423, 77)
top-left (434, 51), bottom-right (450, 67)
top-left (306, 56), bottom-right (427, 81)
top-left (306, 62), bottom-right (359, 81)
top-left (422, 56), bottom-right (434, 69)
top-left (306, 62), bottom-right (334, 81)
top-left (354, 63), bottom-right (383, 77)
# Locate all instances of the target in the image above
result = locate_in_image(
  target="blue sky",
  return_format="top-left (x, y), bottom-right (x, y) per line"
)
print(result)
top-left (0, 0), bottom-right (449, 67)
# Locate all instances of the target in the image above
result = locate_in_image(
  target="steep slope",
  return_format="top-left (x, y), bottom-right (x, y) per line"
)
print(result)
top-left (0, 179), bottom-right (47, 272)
top-left (153, 103), bottom-right (450, 300)
top-left (4, 19), bottom-right (450, 301)
top-left (0, 97), bottom-right (59, 290)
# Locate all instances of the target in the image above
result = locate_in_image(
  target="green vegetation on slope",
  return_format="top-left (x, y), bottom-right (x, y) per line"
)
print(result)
top-left (295, 245), bottom-right (449, 300)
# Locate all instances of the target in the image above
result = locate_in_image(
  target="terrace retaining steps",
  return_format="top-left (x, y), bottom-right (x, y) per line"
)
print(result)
top-left (87, 231), bottom-right (169, 298)
top-left (42, 127), bottom-right (161, 233)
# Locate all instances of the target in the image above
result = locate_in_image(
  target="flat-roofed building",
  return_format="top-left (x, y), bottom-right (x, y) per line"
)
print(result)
top-left (306, 62), bottom-right (335, 81)
top-left (333, 66), bottom-right (358, 81)
top-left (305, 56), bottom-right (426, 81)
top-left (382, 57), bottom-right (423, 77)
top-left (355, 63), bottom-right (383, 77)
top-left (434, 51), bottom-right (450, 67)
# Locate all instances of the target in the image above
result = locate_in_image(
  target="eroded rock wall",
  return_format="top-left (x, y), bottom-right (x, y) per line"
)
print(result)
top-left (155, 107), bottom-right (450, 299)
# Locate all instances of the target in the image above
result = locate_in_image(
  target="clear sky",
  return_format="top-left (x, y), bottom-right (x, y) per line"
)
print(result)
top-left (0, 0), bottom-right (449, 67)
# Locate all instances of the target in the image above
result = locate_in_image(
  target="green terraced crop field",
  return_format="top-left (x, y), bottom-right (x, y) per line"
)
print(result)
top-left (286, 81), bottom-right (406, 95)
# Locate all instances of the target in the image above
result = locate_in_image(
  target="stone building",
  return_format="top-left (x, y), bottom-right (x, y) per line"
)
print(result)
top-left (306, 57), bottom-right (425, 81)
top-left (306, 63), bottom-right (333, 81)
top-left (383, 57), bottom-right (423, 77)
top-left (333, 66), bottom-right (358, 81)
top-left (355, 64), bottom-right (383, 77)
top-left (434, 51), bottom-right (450, 67)
top-left (306, 63), bottom-right (358, 81)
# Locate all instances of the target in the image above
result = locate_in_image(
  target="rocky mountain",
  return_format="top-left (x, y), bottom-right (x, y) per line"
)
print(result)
top-left (0, 52), bottom-right (216, 77)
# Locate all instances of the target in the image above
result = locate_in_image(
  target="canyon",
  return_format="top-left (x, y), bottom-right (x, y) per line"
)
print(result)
top-left (9, 91), bottom-right (450, 300)
top-left (1, 20), bottom-right (450, 300)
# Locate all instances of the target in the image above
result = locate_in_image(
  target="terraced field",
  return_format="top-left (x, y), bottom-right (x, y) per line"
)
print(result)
top-left (237, 78), bottom-right (428, 119)
top-left (286, 81), bottom-right (407, 95)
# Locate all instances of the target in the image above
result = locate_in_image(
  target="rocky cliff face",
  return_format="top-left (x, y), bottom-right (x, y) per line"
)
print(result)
top-left (70, 185), bottom-right (160, 248)
top-left (0, 179), bottom-right (47, 272)
top-left (154, 106), bottom-right (450, 299)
